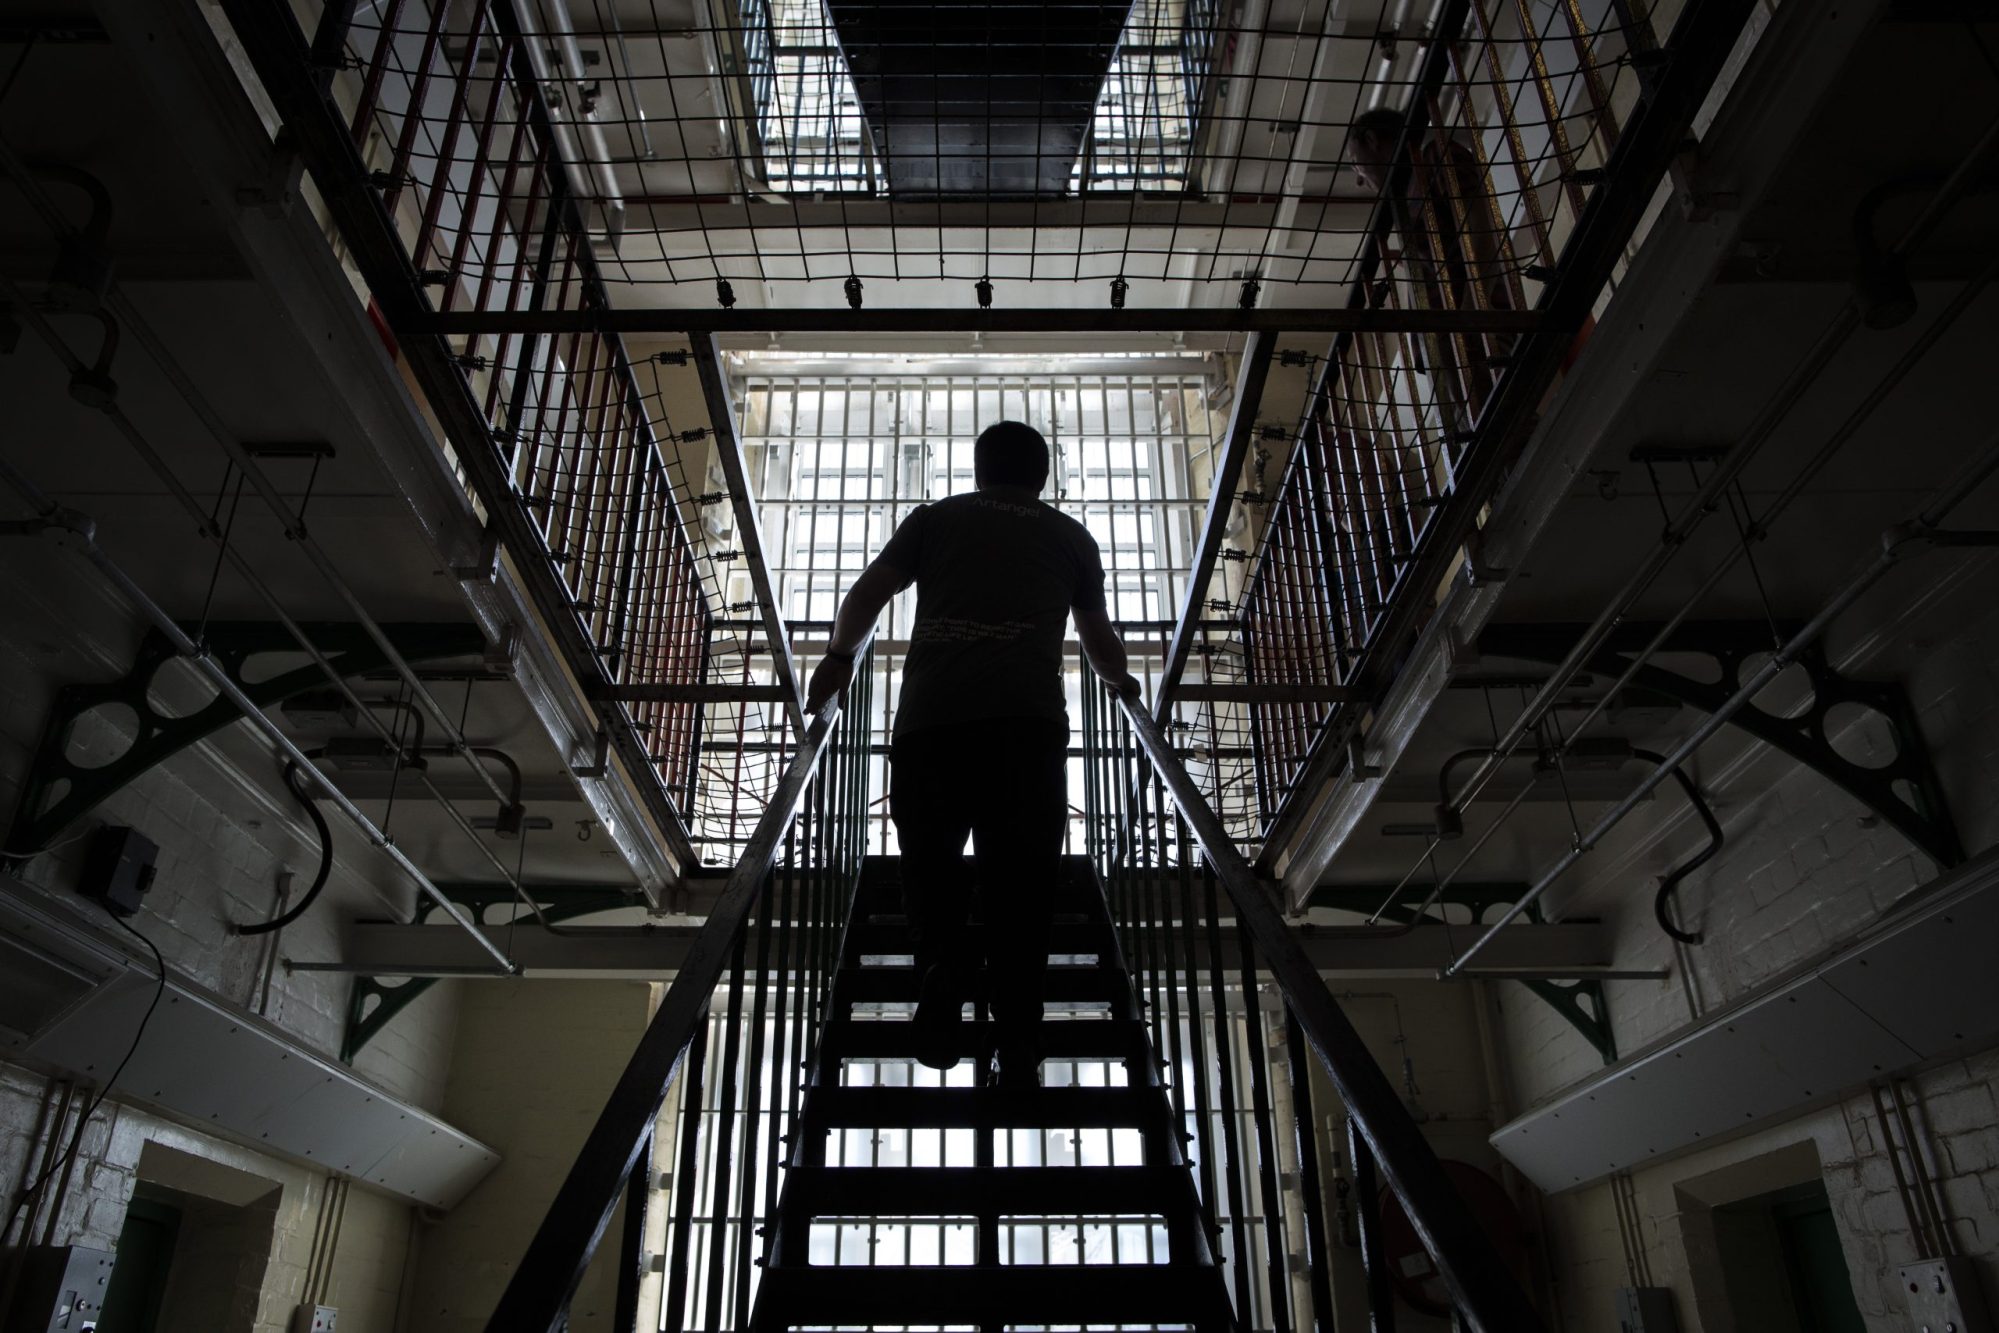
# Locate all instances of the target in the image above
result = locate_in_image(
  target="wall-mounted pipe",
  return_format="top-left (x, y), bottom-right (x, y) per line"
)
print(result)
top-left (0, 464), bottom-right (518, 974)
top-left (1442, 433), bottom-right (1999, 977)
top-left (515, 0), bottom-right (627, 249)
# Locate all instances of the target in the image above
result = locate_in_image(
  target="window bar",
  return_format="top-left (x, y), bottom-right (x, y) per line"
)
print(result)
top-left (1237, 937), bottom-right (1295, 1333)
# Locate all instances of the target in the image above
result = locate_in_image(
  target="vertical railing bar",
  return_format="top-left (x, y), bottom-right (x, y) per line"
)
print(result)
top-left (349, 0), bottom-right (410, 147)
top-left (1348, 1117), bottom-right (1399, 1333)
top-left (731, 872), bottom-right (779, 1328)
top-left (660, 1014), bottom-right (711, 1333)
top-left (437, 24), bottom-right (514, 313)
top-left (410, 0), bottom-right (493, 275)
top-left (1202, 863), bottom-right (1254, 1323)
top-left (699, 930), bottom-right (750, 1333)
top-left (1167, 819), bottom-right (1215, 1247)
top-left (1238, 937), bottom-right (1295, 1333)
top-left (380, 0), bottom-right (451, 216)
top-left (1286, 1007), bottom-right (1339, 1333)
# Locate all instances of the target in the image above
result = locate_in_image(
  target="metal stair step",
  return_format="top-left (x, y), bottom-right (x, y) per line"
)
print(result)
top-left (847, 918), bottom-right (1113, 956)
top-left (782, 1164), bottom-right (1187, 1218)
top-left (839, 964), bottom-right (1129, 1005)
top-left (806, 1083), bottom-right (1154, 1129)
top-left (819, 1016), bottom-right (1152, 1063)
top-left (753, 1262), bottom-right (1229, 1328)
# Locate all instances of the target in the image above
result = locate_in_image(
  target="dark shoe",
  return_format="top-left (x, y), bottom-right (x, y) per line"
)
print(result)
top-left (911, 965), bottom-right (961, 1070)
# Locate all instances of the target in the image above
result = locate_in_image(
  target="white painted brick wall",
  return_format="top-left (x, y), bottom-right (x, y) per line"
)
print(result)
top-left (0, 558), bottom-right (462, 1114)
top-left (0, 1059), bottom-right (418, 1332)
top-left (0, 545), bottom-right (465, 1329)
top-left (405, 979), bottom-right (653, 1332)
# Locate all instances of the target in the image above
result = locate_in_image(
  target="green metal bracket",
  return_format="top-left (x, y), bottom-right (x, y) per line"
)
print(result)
top-left (341, 881), bottom-right (641, 1060)
top-left (1305, 881), bottom-right (1617, 1064)
top-left (5, 621), bottom-right (486, 858)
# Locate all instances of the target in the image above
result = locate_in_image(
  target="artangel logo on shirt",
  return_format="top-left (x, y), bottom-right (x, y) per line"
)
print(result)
top-left (912, 616), bottom-right (1033, 644)
top-left (969, 495), bottom-right (1042, 518)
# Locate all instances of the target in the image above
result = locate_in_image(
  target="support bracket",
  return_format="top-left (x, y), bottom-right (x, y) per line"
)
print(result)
top-left (1307, 881), bottom-right (1617, 1063)
top-left (5, 621), bottom-right (486, 858)
top-left (341, 881), bottom-right (640, 1059)
top-left (1478, 620), bottom-right (1965, 870)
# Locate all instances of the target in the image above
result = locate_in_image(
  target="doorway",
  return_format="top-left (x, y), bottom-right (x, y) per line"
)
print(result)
top-left (1713, 1181), bottom-right (1866, 1333)
top-left (96, 1145), bottom-right (281, 1333)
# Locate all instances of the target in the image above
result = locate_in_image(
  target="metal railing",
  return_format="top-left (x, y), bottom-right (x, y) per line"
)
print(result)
top-left (485, 647), bottom-right (872, 1332)
top-left (1214, 0), bottom-right (1755, 852)
top-left (224, 0), bottom-right (726, 862)
top-left (1084, 677), bottom-right (1546, 1333)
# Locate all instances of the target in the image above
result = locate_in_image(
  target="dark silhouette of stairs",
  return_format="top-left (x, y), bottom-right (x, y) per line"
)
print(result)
top-left (751, 855), bottom-right (1237, 1332)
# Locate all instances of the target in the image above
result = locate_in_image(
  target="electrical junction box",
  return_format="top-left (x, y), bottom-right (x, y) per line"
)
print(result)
top-left (1901, 1256), bottom-right (1992, 1332)
top-left (5, 1244), bottom-right (115, 1331)
top-left (289, 1305), bottom-right (338, 1333)
top-left (78, 825), bottom-right (157, 917)
top-left (1616, 1286), bottom-right (1681, 1332)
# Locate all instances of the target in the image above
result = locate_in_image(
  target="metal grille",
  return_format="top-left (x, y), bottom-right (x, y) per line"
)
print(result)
top-left (736, 361), bottom-right (1224, 850)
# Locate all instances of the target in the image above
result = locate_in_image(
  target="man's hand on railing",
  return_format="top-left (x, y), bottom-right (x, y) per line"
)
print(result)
top-left (1107, 671), bottom-right (1144, 704)
top-left (803, 651), bottom-right (854, 715)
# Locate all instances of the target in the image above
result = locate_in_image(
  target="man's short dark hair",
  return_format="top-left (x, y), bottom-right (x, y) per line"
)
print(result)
top-left (975, 421), bottom-right (1051, 491)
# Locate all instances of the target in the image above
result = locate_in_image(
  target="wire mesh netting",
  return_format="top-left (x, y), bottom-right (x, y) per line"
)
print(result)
top-left (329, 0), bottom-right (1663, 310)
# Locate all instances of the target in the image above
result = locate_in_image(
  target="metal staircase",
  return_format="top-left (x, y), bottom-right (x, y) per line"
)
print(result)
top-left (752, 856), bottom-right (1235, 1331)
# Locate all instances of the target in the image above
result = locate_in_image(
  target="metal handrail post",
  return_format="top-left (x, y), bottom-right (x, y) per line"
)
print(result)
top-left (1114, 693), bottom-right (1545, 1332)
top-left (485, 642), bottom-right (871, 1331)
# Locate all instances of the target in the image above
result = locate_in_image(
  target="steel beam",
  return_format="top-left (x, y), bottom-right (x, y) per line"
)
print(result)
top-left (692, 334), bottom-right (806, 739)
top-left (1157, 334), bottom-right (1274, 717)
top-left (413, 308), bottom-right (1545, 337)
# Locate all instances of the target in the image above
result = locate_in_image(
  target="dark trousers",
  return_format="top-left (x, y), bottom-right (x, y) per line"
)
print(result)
top-left (889, 719), bottom-right (1067, 1046)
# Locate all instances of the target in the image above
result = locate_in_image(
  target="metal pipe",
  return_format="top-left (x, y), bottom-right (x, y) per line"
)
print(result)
top-left (1377, 252), bottom-right (1999, 928)
top-left (0, 463), bottom-right (519, 974)
top-left (0, 144), bottom-right (521, 823)
top-left (1441, 431), bottom-right (1999, 976)
top-left (0, 162), bottom-right (613, 937)
top-left (514, 0), bottom-right (627, 248)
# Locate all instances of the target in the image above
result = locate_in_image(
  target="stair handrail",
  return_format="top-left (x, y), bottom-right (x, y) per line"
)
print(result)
top-left (485, 643), bottom-right (873, 1332)
top-left (1108, 690), bottom-right (1547, 1333)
